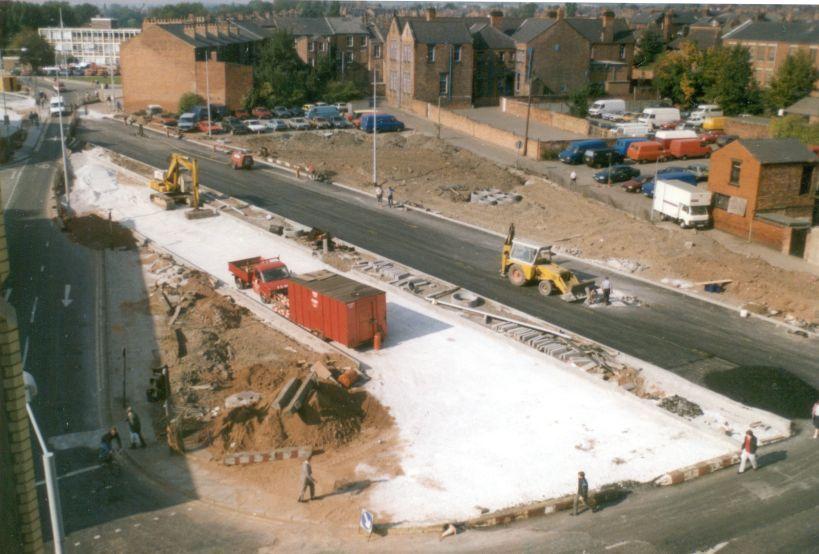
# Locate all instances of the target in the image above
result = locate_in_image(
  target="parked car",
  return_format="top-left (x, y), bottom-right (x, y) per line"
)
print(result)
top-left (657, 166), bottom-right (688, 175)
top-left (668, 138), bottom-right (712, 160)
top-left (287, 118), bottom-right (311, 130)
top-left (177, 112), bottom-right (197, 132)
top-left (333, 102), bottom-right (349, 113)
top-left (289, 106), bottom-right (304, 117)
top-left (588, 98), bottom-right (626, 118)
top-left (221, 117), bottom-right (250, 135)
top-left (306, 105), bottom-right (341, 120)
top-left (330, 116), bottom-right (353, 129)
top-left (158, 113), bottom-right (178, 127)
top-left (310, 117), bottom-right (333, 129)
top-left (641, 170), bottom-right (697, 197)
top-left (360, 113), bottom-right (405, 133)
top-left (621, 174), bottom-right (652, 193)
top-left (638, 107), bottom-right (681, 129)
top-left (302, 103), bottom-right (316, 112)
top-left (686, 163), bottom-right (709, 181)
top-left (699, 130), bottom-right (725, 144)
top-left (657, 120), bottom-right (682, 130)
top-left (702, 116), bottom-right (726, 131)
top-left (584, 147), bottom-right (623, 168)
top-left (593, 164), bottom-right (640, 184)
top-left (197, 120), bottom-right (222, 134)
top-left (233, 109), bottom-right (250, 119)
top-left (273, 106), bottom-right (291, 118)
top-left (613, 137), bottom-right (648, 157)
top-left (559, 139), bottom-right (608, 164)
top-left (266, 119), bottom-right (289, 132)
top-left (251, 107), bottom-right (272, 119)
top-left (243, 119), bottom-right (268, 133)
top-left (627, 141), bottom-right (669, 163)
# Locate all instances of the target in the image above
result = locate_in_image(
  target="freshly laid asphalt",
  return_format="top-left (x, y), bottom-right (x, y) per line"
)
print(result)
top-left (78, 118), bottom-right (819, 409)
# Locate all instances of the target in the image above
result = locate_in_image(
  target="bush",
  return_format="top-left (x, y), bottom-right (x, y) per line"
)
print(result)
top-left (178, 92), bottom-right (205, 115)
top-left (769, 115), bottom-right (819, 145)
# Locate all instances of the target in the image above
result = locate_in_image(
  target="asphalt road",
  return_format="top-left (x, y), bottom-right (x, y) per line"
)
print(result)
top-left (78, 118), bottom-right (819, 414)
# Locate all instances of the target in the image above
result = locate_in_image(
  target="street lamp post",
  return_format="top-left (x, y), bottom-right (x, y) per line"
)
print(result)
top-left (372, 64), bottom-right (377, 186)
top-left (204, 49), bottom-right (213, 138)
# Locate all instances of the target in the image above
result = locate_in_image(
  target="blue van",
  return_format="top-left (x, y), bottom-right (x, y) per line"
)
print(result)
top-left (306, 105), bottom-right (341, 120)
top-left (641, 170), bottom-right (698, 197)
top-left (360, 114), bottom-right (405, 133)
top-left (613, 137), bottom-right (648, 157)
top-left (559, 139), bottom-right (607, 164)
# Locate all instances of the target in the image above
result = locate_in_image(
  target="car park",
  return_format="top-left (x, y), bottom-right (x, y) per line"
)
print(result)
top-left (288, 118), bottom-right (311, 130)
top-left (251, 107), bottom-right (272, 119)
top-left (593, 165), bottom-right (640, 184)
top-left (621, 174), bottom-right (652, 193)
top-left (310, 117), bottom-right (333, 129)
top-left (266, 119), bottom-right (289, 131)
top-left (627, 141), bottom-right (669, 163)
top-left (221, 117), bottom-right (250, 135)
top-left (686, 163), bottom-right (709, 181)
top-left (197, 120), bottom-right (222, 134)
top-left (583, 147), bottom-right (623, 168)
top-left (330, 116), bottom-right (353, 129)
top-left (177, 112), bottom-right (197, 132)
top-left (559, 139), bottom-right (608, 164)
top-left (668, 138), bottom-right (712, 160)
top-left (289, 106), bottom-right (304, 117)
top-left (243, 119), bottom-right (268, 133)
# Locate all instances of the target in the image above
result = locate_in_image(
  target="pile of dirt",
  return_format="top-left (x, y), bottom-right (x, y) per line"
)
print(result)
top-left (658, 395), bottom-right (704, 419)
top-left (65, 214), bottom-right (137, 250)
top-left (151, 270), bottom-right (392, 458)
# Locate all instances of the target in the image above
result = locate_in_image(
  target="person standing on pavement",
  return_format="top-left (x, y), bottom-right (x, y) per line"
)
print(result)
top-left (387, 186), bottom-right (395, 208)
top-left (297, 458), bottom-right (317, 502)
top-left (126, 406), bottom-right (146, 449)
top-left (601, 276), bottom-right (612, 305)
top-left (570, 170), bottom-right (577, 186)
top-left (812, 400), bottom-right (819, 439)
top-left (738, 429), bottom-right (758, 473)
top-left (573, 471), bottom-right (594, 515)
top-left (98, 427), bottom-right (122, 462)
top-left (374, 184), bottom-right (383, 206)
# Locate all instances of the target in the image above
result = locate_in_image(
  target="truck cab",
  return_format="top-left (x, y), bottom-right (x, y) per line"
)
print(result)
top-left (251, 260), bottom-right (290, 302)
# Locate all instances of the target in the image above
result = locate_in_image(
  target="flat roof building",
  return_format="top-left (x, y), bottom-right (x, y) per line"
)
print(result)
top-left (39, 19), bottom-right (140, 68)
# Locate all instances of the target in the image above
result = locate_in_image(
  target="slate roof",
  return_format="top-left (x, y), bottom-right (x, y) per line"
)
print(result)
top-left (631, 11), bottom-right (698, 27)
top-left (511, 18), bottom-right (557, 43)
top-left (723, 20), bottom-right (819, 44)
top-left (565, 17), bottom-right (635, 44)
top-left (740, 138), bottom-right (817, 164)
top-left (784, 96), bottom-right (819, 118)
top-left (160, 21), bottom-right (269, 47)
top-left (470, 22), bottom-right (516, 50)
top-left (463, 16), bottom-right (524, 35)
top-left (265, 16), bottom-right (368, 37)
top-left (406, 19), bottom-right (473, 45)
top-left (671, 27), bottom-right (722, 50)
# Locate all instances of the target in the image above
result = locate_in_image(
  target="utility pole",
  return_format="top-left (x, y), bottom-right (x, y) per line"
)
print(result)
top-left (57, 9), bottom-right (70, 209)
top-left (522, 48), bottom-right (535, 158)
top-left (26, 403), bottom-right (64, 554)
top-left (372, 64), bottom-right (377, 186)
top-left (204, 48), bottom-right (212, 138)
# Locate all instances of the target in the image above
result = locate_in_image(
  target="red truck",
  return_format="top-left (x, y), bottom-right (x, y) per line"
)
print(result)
top-left (228, 256), bottom-right (290, 302)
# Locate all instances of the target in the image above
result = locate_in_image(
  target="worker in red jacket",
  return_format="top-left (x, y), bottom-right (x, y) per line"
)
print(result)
top-left (738, 429), bottom-right (758, 474)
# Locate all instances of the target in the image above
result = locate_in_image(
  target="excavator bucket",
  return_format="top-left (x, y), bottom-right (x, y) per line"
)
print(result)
top-left (559, 280), bottom-right (596, 303)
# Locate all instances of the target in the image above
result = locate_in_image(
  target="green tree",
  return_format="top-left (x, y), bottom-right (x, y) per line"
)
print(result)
top-left (564, 3), bottom-right (577, 17)
top-left (248, 31), bottom-right (314, 107)
top-left (702, 45), bottom-right (762, 115)
top-left (633, 28), bottom-right (665, 67)
top-left (148, 3), bottom-right (208, 19)
top-left (568, 86), bottom-right (590, 117)
top-left (766, 51), bottom-right (818, 111)
top-left (769, 114), bottom-right (819, 145)
top-left (510, 3), bottom-right (537, 19)
top-left (10, 29), bottom-right (54, 69)
top-left (653, 43), bottom-right (704, 107)
top-left (178, 92), bottom-right (205, 114)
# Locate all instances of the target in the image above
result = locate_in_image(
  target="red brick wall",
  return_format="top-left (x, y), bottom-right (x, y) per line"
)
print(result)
top-left (757, 164), bottom-right (816, 215)
top-left (412, 42), bottom-right (474, 105)
top-left (502, 97), bottom-right (590, 134)
top-left (725, 117), bottom-right (770, 139)
top-left (193, 58), bottom-right (252, 111)
top-left (707, 141), bottom-right (761, 235)
top-left (517, 20), bottom-right (589, 95)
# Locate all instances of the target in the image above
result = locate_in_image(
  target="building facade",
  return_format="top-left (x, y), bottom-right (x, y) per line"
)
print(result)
top-left (708, 138), bottom-right (817, 256)
top-left (722, 20), bottom-right (819, 86)
top-left (120, 18), bottom-right (266, 113)
top-left (39, 18), bottom-right (140, 68)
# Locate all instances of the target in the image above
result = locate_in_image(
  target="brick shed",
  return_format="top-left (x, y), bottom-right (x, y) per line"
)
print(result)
top-left (707, 138), bottom-right (818, 257)
top-left (120, 18), bottom-right (268, 114)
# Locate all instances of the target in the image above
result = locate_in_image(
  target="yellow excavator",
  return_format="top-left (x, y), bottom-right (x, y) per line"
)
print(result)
top-left (500, 223), bottom-right (594, 302)
top-left (148, 153), bottom-right (201, 210)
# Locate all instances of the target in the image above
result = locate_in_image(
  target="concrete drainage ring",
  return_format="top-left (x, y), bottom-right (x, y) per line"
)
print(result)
top-left (452, 291), bottom-right (484, 308)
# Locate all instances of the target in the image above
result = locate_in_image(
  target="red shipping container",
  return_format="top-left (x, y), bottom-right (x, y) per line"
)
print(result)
top-left (288, 270), bottom-right (387, 348)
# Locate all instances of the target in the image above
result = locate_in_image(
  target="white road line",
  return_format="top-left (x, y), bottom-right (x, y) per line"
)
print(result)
top-left (30, 297), bottom-right (38, 323)
top-left (35, 464), bottom-right (101, 486)
top-left (21, 337), bottom-right (29, 370)
top-left (40, 265), bottom-right (44, 272)
top-left (3, 167), bottom-right (23, 210)
top-left (3, 288), bottom-right (11, 301)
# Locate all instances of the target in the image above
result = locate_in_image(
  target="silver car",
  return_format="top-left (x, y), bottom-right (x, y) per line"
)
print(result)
top-left (266, 119), bottom-right (289, 131)
top-left (288, 118), bottom-right (311, 130)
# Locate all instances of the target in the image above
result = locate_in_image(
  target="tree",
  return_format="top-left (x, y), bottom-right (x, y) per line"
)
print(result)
top-left (653, 43), bottom-right (704, 107)
top-left (10, 29), bottom-right (54, 69)
top-left (702, 45), bottom-right (762, 115)
top-left (178, 92), bottom-right (205, 114)
top-left (568, 86), bottom-right (590, 117)
top-left (509, 3), bottom-right (537, 19)
top-left (766, 51), bottom-right (818, 111)
top-left (564, 3), bottom-right (577, 17)
top-left (633, 28), bottom-right (665, 67)
top-left (769, 115), bottom-right (819, 145)
top-left (248, 31), bottom-right (314, 107)
top-left (148, 3), bottom-right (208, 20)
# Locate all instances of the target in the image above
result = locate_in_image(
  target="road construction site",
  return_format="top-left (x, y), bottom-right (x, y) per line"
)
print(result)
top-left (64, 144), bottom-right (791, 526)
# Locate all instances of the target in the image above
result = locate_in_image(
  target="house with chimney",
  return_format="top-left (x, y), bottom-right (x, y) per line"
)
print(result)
top-left (512, 10), bottom-right (635, 97)
top-left (469, 11), bottom-right (519, 105)
top-left (669, 17), bottom-right (723, 51)
top-left (120, 17), bottom-right (268, 113)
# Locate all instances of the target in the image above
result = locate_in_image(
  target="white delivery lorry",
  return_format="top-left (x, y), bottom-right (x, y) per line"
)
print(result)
top-left (639, 107), bottom-right (681, 128)
top-left (652, 179), bottom-right (712, 229)
top-left (588, 98), bottom-right (626, 117)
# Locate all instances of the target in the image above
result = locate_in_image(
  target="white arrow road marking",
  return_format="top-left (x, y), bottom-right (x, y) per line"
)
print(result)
top-left (62, 284), bottom-right (73, 307)
top-left (21, 337), bottom-right (29, 370)
top-left (30, 297), bottom-right (38, 323)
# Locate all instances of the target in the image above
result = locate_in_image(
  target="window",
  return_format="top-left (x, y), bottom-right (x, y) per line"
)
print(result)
top-left (428, 45), bottom-right (436, 63)
top-left (403, 44), bottom-right (412, 62)
top-left (402, 71), bottom-right (411, 91)
top-left (454, 45), bottom-right (462, 62)
top-left (439, 72), bottom-right (449, 96)
top-left (730, 160), bottom-right (741, 185)
top-left (800, 166), bottom-right (814, 195)
top-left (713, 192), bottom-right (730, 211)
top-left (619, 44), bottom-right (626, 60)
top-left (320, 42), bottom-right (327, 52)
top-left (768, 46), bottom-right (775, 62)
top-left (345, 51), bottom-right (354, 63)
top-left (389, 70), bottom-right (398, 91)
top-left (374, 44), bottom-right (382, 58)
top-left (362, 36), bottom-right (368, 47)
top-left (389, 40), bottom-right (398, 61)
top-left (309, 41), bottom-right (315, 52)
top-left (347, 36), bottom-right (354, 48)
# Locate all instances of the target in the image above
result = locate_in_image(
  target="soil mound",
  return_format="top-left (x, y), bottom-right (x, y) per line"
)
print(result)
top-left (65, 214), bottom-right (137, 250)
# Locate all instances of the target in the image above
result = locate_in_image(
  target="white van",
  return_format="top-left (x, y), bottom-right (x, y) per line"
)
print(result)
top-left (588, 98), bottom-right (626, 117)
top-left (638, 107), bottom-right (681, 128)
top-left (653, 129), bottom-right (698, 142)
top-left (49, 96), bottom-right (70, 116)
top-left (614, 122), bottom-right (652, 137)
top-left (687, 104), bottom-right (723, 125)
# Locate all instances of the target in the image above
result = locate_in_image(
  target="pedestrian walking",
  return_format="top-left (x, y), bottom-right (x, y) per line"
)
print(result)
top-left (738, 429), bottom-right (758, 473)
top-left (570, 170), bottom-right (577, 186)
top-left (374, 184), bottom-right (383, 206)
top-left (572, 471), bottom-right (595, 515)
top-left (387, 186), bottom-right (395, 208)
top-left (137, 123), bottom-right (144, 137)
top-left (812, 400), bottom-right (819, 439)
top-left (601, 276), bottom-right (612, 305)
top-left (297, 458), bottom-right (317, 502)
top-left (126, 406), bottom-right (146, 449)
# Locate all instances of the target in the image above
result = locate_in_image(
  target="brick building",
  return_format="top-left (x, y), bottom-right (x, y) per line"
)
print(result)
top-left (722, 20), bottom-right (819, 87)
top-left (512, 11), bottom-right (635, 97)
top-left (384, 9), bottom-right (475, 107)
top-left (708, 138), bottom-right (818, 256)
top-left (120, 18), bottom-right (268, 113)
top-left (470, 14), bottom-right (517, 105)
top-left (670, 17), bottom-right (723, 51)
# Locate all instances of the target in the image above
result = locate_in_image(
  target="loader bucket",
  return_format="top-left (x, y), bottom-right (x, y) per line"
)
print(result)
top-left (560, 280), bottom-right (595, 302)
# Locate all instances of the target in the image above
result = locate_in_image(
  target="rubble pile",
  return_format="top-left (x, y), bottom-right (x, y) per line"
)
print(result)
top-left (658, 395), bottom-right (705, 419)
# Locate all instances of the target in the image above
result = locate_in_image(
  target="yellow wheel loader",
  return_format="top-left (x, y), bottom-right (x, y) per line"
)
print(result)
top-left (148, 153), bottom-right (201, 210)
top-left (500, 223), bottom-right (594, 302)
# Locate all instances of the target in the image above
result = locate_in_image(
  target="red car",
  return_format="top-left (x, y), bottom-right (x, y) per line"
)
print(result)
top-left (699, 130), bottom-right (725, 144)
top-left (233, 109), bottom-right (250, 119)
top-left (657, 120), bottom-right (682, 130)
top-left (197, 120), bottom-right (222, 134)
top-left (251, 106), bottom-right (272, 118)
top-left (621, 175), bottom-right (652, 193)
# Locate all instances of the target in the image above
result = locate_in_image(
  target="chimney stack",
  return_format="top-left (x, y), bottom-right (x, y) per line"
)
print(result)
top-left (489, 10), bottom-right (503, 28)
top-left (557, 6), bottom-right (565, 20)
top-left (425, 7), bottom-right (436, 21)
top-left (662, 11), bottom-right (673, 42)
top-left (601, 10), bottom-right (615, 43)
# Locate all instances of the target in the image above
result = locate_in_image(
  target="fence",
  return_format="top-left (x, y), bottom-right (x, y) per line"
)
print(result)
top-left (500, 97), bottom-right (591, 136)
